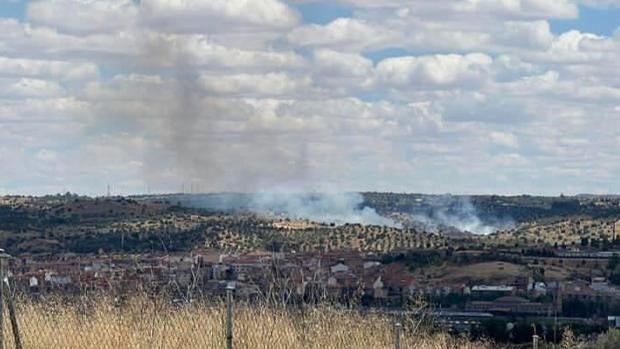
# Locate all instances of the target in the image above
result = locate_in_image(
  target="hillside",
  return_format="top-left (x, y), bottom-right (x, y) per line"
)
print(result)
top-left (362, 193), bottom-right (620, 226)
top-left (2, 193), bottom-right (620, 256)
top-left (0, 195), bottom-right (445, 255)
top-left (492, 218), bottom-right (620, 247)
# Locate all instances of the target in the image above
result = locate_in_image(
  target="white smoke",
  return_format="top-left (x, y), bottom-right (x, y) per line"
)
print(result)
top-left (410, 195), bottom-right (513, 235)
top-left (176, 192), bottom-right (400, 227)
top-left (250, 192), bottom-right (399, 227)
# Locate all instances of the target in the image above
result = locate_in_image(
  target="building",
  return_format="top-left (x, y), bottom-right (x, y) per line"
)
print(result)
top-left (466, 296), bottom-right (553, 316)
top-left (589, 279), bottom-right (620, 299)
top-left (435, 311), bottom-right (494, 332)
top-left (330, 262), bottom-right (350, 274)
top-left (471, 285), bottom-right (515, 298)
top-left (608, 316), bottom-right (620, 328)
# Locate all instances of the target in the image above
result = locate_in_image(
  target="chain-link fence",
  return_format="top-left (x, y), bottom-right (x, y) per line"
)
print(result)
top-left (0, 286), bottom-right (496, 348)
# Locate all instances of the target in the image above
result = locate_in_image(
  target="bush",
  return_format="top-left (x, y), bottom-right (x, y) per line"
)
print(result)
top-left (585, 329), bottom-right (620, 349)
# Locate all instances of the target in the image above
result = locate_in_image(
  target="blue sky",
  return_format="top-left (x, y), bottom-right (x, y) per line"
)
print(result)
top-left (550, 6), bottom-right (620, 35)
top-left (2, 2), bottom-right (618, 38)
top-left (296, 2), bottom-right (353, 24)
top-left (0, 2), bottom-right (26, 19)
top-left (0, 0), bottom-right (619, 196)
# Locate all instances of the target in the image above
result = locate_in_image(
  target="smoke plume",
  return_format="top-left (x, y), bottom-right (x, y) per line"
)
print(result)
top-left (408, 195), bottom-right (513, 235)
top-left (175, 192), bottom-right (400, 227)
top-left (125, 32), bottom-right (313, 193)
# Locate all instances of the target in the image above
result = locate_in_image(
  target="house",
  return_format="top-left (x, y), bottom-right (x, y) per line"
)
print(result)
top-left (212, 264), bottom-right (232, 280)
top-left (532, 282), bottom-right (547, 296)
top-left (363, 261), bottom-right (381, 269)
top-left (44, 271), bottom-right (72, 287)
top-left (330, 262), bottom-right (350, 274)
top-left (590, 279), bottom-right (620, 298)
top-left (562, 280), bottom-right (593, 299)
top-left (448, 283), bottom-right (469, 296)
top-left (471, 285), bottom-right (515, 298)
top-left (608, 316), bottom-right (620, 328)
top-left (372, 277), bottom-right (387, 298)
top-left (230, 263), bottom-right (268, 282)
top-left (28, 276), bottom-right (39, 292)
top-left (326, 273), bottom-right (358, 299)
top-left (378, 263), bottom-right (416, 297)
top-left (83, 262), bottom-right (104, 272)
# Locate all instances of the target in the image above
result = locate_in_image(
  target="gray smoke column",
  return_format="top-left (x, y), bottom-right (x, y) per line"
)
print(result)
top-left (410, 195), bottom-right (513, 235)
top-left (131, 32), bottom-right (312, 193)
top-left (176, 192), bottom-right (400, 227)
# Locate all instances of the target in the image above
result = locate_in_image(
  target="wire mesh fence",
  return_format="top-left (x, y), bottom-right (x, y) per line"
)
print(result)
top-left (0, 289), bottom-right (495, 349)
top-left (0, 247), bottom-right (615, 349)
top-left (0, 251), bottom-right (526, 349)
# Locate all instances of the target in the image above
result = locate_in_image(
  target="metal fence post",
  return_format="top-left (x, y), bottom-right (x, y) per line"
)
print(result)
top-left (226, 283), bottom-right (235, 349)
top-left (4, 279), bottom-right (21, 349)
top-left (0, 249), bottom-right (7, 349)
top-left (532, 334), bottom-right (539, 349)
top-left (394, 321), bottom-right (402, 349)
top-left (0, 250), bottom-right (21, 349)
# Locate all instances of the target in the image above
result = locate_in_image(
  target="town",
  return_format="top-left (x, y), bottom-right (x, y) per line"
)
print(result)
top-left (3, 192), bottom-right (620, 344)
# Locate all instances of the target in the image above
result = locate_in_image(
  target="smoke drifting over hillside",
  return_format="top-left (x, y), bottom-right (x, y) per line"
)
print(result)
top-left (409, 195), bottom-right (514, 235)
top-left (175, 192), bottom-right (400, 227)
top-left (172, 192), bottom-right (513, 233)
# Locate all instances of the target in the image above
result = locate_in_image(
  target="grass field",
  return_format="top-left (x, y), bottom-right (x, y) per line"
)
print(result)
top-left (415, 261), bottom-right (527, 285)
top-left (1, 296), bottom-right (491, 349)
top-left (0, 294), bottom-right (615, 348)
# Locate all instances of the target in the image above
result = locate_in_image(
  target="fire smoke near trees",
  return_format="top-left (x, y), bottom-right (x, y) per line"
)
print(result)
top-left (173, 192), bottom-right (512, 233)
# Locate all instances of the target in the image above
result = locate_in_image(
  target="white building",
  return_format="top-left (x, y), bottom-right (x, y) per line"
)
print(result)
top-left (330, 262), bottom-right (350, 274)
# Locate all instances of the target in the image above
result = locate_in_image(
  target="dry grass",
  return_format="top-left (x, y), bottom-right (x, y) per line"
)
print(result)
top-left (0, 296), bottom-right (493, 349)
top-left (416, 261), bottom-right (526, 284)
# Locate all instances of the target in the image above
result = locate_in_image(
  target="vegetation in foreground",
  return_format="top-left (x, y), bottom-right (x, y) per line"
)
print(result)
top-left (0, 294), bottom-right (616, 349)
top-left (2, 295), bottom-right (492, 349)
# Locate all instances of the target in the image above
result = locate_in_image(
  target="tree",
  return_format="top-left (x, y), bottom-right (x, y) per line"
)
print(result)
top-left (608, 253), bottom-right (620, 286)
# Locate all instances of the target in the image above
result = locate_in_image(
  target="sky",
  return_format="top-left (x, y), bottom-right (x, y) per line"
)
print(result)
top-left (0, 0), bottom-right (619, 197)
